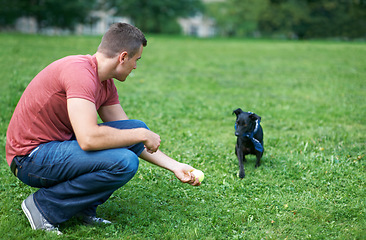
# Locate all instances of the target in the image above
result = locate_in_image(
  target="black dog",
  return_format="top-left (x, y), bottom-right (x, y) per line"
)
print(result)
top-left (233, 108), bottom-right (264, 178)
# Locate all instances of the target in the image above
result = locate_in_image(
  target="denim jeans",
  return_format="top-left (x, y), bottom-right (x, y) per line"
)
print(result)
top-left (14, 120), bottom-right (147, 224)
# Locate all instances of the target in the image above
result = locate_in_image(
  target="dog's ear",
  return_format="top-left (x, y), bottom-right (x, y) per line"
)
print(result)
top-left (232, 108), bottom-right (243, 116)
top-left (249, 113), bottom-right (261, 121)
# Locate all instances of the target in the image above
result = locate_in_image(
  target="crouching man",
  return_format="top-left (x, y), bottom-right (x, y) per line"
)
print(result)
top-left (6, 23), bottom-right (200, 235)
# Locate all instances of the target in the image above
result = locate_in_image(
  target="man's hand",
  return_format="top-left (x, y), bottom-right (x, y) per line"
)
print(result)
top-left (142, 129), bottom-right (161, 154)
top-left (173, 163), bottom-right (201, 186)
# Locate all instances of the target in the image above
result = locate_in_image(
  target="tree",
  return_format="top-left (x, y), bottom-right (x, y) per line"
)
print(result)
top-left (304, 0), bottom-right (366, 39)
top-left (112, 0), bottom-right (204, 34)
top-left (259, 0), bottom-right (366, 39)
top-left (258, 0), bottom-right (309, 38)
top-left (207, 0), bottom-right (366, 39)
top-left (206, 0), bottom-right (269, 37)
top-left (0, 0), bottom-right (97, 31)
top-left (0, 0), bottom-right (25, 27)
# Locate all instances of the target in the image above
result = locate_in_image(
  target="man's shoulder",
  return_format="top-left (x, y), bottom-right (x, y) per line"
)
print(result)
top-left (50, 54), bottom-right (97, 75)
top-left (56, 54), bottom-right (94, 65)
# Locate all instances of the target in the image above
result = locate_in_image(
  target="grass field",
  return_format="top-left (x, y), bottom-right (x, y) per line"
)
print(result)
top-left (0, 34), bottom-right (365, 239)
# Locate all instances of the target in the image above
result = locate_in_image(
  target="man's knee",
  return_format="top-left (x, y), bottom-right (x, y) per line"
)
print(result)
top-left (128, 119), bottom-right (148, 130)
top-left (110, 150), bottom-right (139, 179)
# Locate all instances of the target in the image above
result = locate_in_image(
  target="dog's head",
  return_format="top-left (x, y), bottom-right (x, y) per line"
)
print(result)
top-left (233, 108), bottom-right (261, 137)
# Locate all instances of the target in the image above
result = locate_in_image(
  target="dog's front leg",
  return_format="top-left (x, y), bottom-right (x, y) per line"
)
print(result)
top-left (255, 151), bottom-right (262, 168)
top-left (236, 144), bottom-right (245, 178)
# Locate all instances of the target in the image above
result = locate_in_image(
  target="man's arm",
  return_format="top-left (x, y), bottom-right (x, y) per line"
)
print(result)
top-left (98, 104), bottom-right (129, 122)
top-left (67, 98), bottom-right (160, 152)
top-left (68, 97), bottom-right (200, 186)
top-left (140, 149), bottom-right (201, 186)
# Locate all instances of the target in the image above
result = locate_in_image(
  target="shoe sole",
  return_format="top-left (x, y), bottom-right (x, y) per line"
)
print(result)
top-left (21, 200), bottom-right (37, 230)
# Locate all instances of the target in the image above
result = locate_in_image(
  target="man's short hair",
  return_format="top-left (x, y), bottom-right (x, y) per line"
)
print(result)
top-left (98, 23), bottom-right (147, 58)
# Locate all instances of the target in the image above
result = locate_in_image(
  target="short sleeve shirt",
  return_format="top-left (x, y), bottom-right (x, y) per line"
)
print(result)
top-left (5, 55), bottom-right (120, 165)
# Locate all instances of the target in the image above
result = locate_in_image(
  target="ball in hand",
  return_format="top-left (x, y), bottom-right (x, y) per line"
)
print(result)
top-left (191, 169), bottom-right (204, 183)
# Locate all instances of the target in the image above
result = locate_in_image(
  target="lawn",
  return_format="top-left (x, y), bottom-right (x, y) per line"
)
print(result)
top-left (0, 34), bottom-right (365, 239)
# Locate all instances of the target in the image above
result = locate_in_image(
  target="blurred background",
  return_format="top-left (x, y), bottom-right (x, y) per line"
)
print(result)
top-left (1, 0), bottom-right (365, 39)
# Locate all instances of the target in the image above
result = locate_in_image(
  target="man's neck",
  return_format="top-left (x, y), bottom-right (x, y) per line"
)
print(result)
top-left (94, 52), bottom-right (118, 82)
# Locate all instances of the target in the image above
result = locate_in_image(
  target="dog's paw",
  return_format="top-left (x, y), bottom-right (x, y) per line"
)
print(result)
top-left (239, 171), bottom-right (245, 179)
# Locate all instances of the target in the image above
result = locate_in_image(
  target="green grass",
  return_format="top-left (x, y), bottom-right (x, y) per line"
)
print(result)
top-left (0, 34), bottom-right (365, 239)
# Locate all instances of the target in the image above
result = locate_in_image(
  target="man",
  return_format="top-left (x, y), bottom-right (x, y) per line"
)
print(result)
top-left (6, 23), bottom-right (200, 235)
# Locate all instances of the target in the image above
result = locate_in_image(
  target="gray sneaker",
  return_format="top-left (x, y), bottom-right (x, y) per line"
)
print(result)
top-left (21, 194), bottom-right (62, 235)
top-left (82, 215), bottom-right (112, 225)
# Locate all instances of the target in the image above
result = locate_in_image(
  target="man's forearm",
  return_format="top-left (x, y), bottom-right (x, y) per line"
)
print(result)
top-left (139, 149), bottom-right (200, 186)
top-left (139, 149), bottom-right (181, 172)
top-left (78, 126), bottom-right (147, 151)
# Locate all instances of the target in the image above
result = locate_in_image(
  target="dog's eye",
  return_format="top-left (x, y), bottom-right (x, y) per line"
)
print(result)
top-left (238, 121), bottom-right (247, 127)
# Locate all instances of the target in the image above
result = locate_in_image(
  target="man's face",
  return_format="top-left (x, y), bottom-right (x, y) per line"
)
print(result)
top-left (115, 45), bottom-right (143, 82)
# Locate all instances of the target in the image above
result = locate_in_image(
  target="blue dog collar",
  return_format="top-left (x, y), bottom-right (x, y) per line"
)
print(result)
top-left (235, 119), bottom-right (263, 153)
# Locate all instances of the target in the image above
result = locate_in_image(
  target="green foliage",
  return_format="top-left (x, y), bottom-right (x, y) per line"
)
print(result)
top-left (113, 0), bottom-right (204, 34)
top-left (206, 0), bottom-right (269, 37)
top-left (302, 0), bottom-right (366, 39)
top-left (0, 34), bottom-right (365, 239)
top-left (208, 0), bottom-right (366, 39)
top-left (0, 0), bottom-right (22, 26)
top-left (259, 0), bottom-right (310, 38)
top-left (0, 0), bottom-right (97, 30)
top-left (2, 0), bottom-right (365, 38)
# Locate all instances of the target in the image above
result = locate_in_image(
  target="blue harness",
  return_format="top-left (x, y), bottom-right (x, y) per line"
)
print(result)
top-left (235, 119), bottom-right (264, 153)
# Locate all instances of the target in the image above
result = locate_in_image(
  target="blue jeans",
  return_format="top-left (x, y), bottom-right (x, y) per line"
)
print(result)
top-left (14, 120), bottom-right (147, 224)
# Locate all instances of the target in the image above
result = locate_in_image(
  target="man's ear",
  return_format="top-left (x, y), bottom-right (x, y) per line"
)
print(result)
top-left (118, 51), bottom-right (128, 64)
